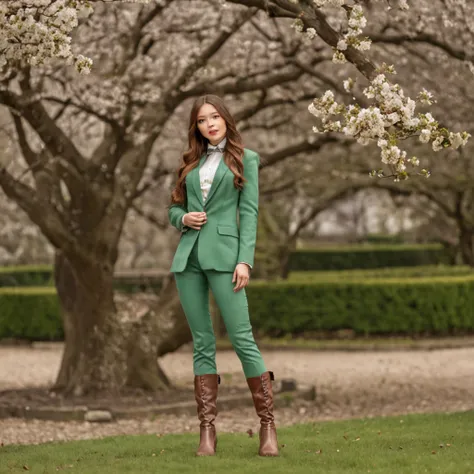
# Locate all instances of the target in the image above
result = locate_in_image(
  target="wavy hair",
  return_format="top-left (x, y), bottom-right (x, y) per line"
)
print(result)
top-left (170, 95), bottom-right (246, 205)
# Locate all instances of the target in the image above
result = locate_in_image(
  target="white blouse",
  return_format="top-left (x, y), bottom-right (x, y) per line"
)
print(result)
top-left (199, 137), bottom-right (227, 202)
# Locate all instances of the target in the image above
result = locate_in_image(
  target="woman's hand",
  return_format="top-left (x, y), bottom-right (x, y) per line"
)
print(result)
top-left (183, 212), bottom-right (207, 230)
top-left (232, 263), bottom-right (250, 292)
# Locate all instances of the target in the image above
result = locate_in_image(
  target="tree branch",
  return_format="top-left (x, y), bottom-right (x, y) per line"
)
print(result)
top-left (260, 134), bottom-right (344, 168)
top-left (227, 0), bottom-right (379, 80)
top-left (290, 185), bottom-right (365, 240)
top-left (166, 7), bottom-right (259, 106)
top-left (9, 111), bottom-right (43, 174)
top-left (0, 167), bottom-right (74, 251)
top-left (131, 203), bottom-right (168, 230)
top-left (370, 32), bottom-right (472, 63)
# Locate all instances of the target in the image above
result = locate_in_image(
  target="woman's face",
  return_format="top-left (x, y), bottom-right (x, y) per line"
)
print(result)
top-left (197, 103), bottom-right (227, 146)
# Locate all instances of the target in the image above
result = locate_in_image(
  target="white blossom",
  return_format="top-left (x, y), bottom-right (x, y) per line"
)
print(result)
top-left (355, 40), bottom-right (372, 51)
top-left (449, 131), bottom-right (471, 149)
top-left (337, 39), bottom-right (348, 51)
top-left (332, 50), bottom-right (347, 63)
top-left (308, 63), bottom-right (469, 179)
top-left (343, 78), bottom-right (354, 92)
top-left (0, 0), bottom-right (148, 73)
top-left (306, 28), bottom-right (317, 40)
top-left (418, 89), bottom-right (435, 105)
top-left (419, 129), bottom-right (431, 143)
top-left (432, 136), bottom-right (444, 152)
top-left (291, 19), bottom-right (304, 33)
top-left (399, 0), bottom-right (409, 10)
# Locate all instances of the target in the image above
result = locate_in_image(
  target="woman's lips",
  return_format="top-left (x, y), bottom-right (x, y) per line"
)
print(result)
top-left (209, 130), bottom-right (218, 135)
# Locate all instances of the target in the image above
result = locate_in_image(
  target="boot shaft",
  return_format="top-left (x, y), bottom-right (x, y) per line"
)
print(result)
top-left (194, 374), bottom-right (220, 456)
top-left (194, 374), bottom-right (220, 426)
top-left (247, 371), bottom-right (279, 456)
top-left (246, 371), bottom-right (275, 427)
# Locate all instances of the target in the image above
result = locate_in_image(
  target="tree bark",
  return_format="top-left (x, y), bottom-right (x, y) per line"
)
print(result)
top-left (52, 250), bottom-right (180, 396)
top-left (278, 241), bottom-right (296, 279)
top-left (459, 226), bottom-right (474, 267)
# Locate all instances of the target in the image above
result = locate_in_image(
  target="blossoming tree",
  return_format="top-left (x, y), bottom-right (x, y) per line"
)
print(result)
top-left (0, 0), bottom-right (350, 396)
top-left (0, 0), bottom-right (472, 396)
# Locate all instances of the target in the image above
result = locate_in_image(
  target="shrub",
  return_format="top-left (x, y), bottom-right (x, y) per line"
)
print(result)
top-left (0, 287), bottom-right (62, 340)
top-left (247, 275), bottom-right (474, 337)
top-left (288, 244), bottom-right (451, 271)
top-left (2, 273), bottom-right (474, 341)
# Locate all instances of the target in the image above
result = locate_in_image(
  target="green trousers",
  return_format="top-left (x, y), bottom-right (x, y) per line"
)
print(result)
top-left (174, 238), bottom-right (267, 378)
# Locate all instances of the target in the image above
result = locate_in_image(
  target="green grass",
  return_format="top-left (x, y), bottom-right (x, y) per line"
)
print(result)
top-left (1, 412), bottom-right (473, 473)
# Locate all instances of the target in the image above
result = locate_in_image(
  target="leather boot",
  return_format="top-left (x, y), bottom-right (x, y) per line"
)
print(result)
top-left (246, 371), bottom-right (279, 456)
top-left (194, 373), bottom-right (220, 456)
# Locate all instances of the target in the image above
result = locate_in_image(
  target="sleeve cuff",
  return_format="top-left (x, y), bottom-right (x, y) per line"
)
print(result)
top-left (238, 262), bottom-right (252, 270)
top-left (181, 214), bottom-right (189, 232)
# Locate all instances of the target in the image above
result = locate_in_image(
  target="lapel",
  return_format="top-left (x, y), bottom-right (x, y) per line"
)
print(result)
top-left (192, 152), bottom-right (229, 208)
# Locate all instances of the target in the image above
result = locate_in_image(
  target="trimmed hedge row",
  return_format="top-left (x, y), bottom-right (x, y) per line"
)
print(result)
top-left (0, 244), bottom-right (453, 288)
top-left (0, 287), bottom-right (62, 340)
top-left (2, 275), bottom-right (474, 340)
top-left (288, 244), bottom-right (452, 271)
top-left (0, 265), bottom-right (166, 293)
top-left (288, 265), bottom-right (474, 282)
top-left (0, 265), bottom-right (54, 287)
top-left (247, 275), bottom-right (474, 336)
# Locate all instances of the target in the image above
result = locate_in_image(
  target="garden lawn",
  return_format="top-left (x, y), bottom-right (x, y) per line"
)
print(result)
top-left (1, 411), bottom-right (473, 473)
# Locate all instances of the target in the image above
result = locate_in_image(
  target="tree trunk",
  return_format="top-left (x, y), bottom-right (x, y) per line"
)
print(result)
top-left (278, 239), bottom-right (297, 280)
top-left (459, 227), bottom-right (474, 267)
top-left (52, 250), bottom-right (178, 396)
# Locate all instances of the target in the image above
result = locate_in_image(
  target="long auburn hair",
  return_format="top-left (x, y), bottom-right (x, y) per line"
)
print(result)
top-left (170, 95), bottom-right (246, 205)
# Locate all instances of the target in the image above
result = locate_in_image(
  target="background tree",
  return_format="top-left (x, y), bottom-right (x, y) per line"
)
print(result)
top-left (0, 0), bottom-right (347, 396)
top-left (0, 0), bottom-right (472, 397)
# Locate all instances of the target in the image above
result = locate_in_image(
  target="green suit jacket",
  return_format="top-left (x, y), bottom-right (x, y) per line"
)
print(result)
top-left (168, 148), bottom-right (260, 273)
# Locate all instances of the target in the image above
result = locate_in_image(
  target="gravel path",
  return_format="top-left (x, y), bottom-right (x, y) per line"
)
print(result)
top-left (1, 344), bottom-right (473, 446)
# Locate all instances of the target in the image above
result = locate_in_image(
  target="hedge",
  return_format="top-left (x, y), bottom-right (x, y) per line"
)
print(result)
top-left (0, 244), bottom-right (453, 288)
top-left (362, 234), bottom-right (405, 245)
top-left (2, 275), bottom-right (474, 341)
top-left (247, 275), bottom-right (474, 337)
top-left (288, 265), bottom-right (474, 282)
top-left (0, 265), bottom-right (166, 293)
top-left (0, 287), bottom-right (62, 340)
top-left (0, 265), bottom-right (54, 287)
top-left (288, 244), bottom-right (452, 271)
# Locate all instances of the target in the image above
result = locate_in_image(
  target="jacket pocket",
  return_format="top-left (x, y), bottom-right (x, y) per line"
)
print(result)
top-left (217, 225), bottom-right (239, 238)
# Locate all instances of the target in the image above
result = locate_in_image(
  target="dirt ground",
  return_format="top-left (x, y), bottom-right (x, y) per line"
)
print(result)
top-left (1, 343), bottom-right (473, 446)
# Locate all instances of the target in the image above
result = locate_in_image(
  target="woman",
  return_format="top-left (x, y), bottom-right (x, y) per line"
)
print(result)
top-left (168, 94), bottom-right (279, 457)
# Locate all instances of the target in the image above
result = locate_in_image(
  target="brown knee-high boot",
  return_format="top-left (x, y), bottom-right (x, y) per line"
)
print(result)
top-left (246, 371), bottom-right (279, 456)
top-left (194, 374), bottom-right (220, 456)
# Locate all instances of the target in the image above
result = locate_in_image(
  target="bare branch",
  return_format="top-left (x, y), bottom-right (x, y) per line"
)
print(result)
top-left (260, 134), bottom-right (345, 168)
top-left (131, 203), bottom-right (168, 230)
top-left (0, 166), bottom-right (73, 250)
top-left (41, 96), bottom-right (121, 128)
top-left (9, 110), bottom-right (43, 174)
top-left (290, 185), bottom-right (365, 240)
top-left (370, 32), bottom-right (472, 63)
top-left (169, 7), bottom-right (259, 102)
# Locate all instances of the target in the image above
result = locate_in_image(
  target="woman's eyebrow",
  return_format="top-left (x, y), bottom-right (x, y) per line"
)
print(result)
top-left (197, 113), bottom-right (218, 119)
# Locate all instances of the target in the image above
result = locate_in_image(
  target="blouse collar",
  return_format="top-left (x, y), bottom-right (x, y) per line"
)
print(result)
top-left (207, 137), bottom-right (227, 154)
